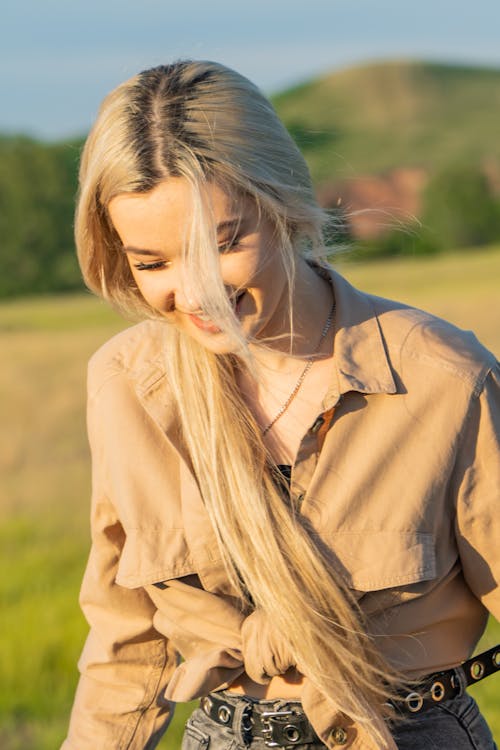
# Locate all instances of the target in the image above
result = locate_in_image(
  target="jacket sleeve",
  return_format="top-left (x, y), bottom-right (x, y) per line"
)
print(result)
top-left (455, 361), bottom-right (500, 620)
top-left (61, 367), bottom-right (179, 749)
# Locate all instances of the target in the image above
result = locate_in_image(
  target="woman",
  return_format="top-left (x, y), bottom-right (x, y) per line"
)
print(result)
top-left (62, 61), bottom-right (499, 750)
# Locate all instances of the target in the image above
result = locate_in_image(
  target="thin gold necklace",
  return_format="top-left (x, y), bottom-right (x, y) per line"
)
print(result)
top-left (262, 300), bottom-right (336, 436)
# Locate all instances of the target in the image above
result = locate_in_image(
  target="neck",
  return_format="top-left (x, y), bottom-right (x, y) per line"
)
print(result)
top-left (249, 257), bottom-right (334, 373)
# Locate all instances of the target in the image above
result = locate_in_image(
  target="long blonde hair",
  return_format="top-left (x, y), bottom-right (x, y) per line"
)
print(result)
top-left (76, 60), bottom-right (400, 746)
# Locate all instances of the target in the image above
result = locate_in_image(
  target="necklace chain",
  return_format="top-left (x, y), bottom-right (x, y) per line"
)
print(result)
top-left (262, 300), bottom-right (336, 436)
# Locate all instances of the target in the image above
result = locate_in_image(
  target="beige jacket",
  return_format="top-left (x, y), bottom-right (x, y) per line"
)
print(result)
top-left (62, 269), bottom-right (500, 750)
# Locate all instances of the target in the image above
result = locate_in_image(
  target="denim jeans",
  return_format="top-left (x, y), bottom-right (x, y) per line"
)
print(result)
top-left (181, 692), bottom-right (497, 750)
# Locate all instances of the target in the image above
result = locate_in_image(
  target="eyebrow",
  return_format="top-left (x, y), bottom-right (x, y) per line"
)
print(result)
top-left (216, 217), bottom-right (244, 235)
top-left (122, 247), bottom-right (161, 256)
top-left (121, 217), bottom-right (246, 256)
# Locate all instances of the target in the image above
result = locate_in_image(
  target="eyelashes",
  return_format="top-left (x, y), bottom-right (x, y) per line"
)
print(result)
top-left (133, 260), bottom-right (168, 271)
top-left (132, 238), bottom-right (242, 271)
top-left (218, 235), bottom-right (242, 254)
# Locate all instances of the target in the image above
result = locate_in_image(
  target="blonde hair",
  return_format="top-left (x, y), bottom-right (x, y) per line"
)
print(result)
top-left (76, 60), bottom-right (400, 746)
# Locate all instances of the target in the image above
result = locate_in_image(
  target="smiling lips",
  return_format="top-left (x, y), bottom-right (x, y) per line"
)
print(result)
top-left (187, 291), bottom-right (246, 334)
top-left (188, 314), bottom-right (223, 333)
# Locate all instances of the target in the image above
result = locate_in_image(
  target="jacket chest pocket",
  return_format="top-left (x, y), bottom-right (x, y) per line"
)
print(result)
top-left (324, 531), bottom-right (437, 594)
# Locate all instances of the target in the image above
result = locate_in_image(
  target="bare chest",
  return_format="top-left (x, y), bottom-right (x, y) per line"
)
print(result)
top-left (239, 355), bottom-right (334, 464)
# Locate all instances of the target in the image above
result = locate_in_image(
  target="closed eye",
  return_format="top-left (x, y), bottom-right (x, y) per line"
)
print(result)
top-left (218, 234), bottom-right (242, 254)
top-left (133, 260), bottom-right (168, 271)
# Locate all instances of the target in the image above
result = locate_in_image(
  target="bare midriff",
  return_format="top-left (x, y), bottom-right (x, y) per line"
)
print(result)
top-left (226, 668), bottom-right (305, 699)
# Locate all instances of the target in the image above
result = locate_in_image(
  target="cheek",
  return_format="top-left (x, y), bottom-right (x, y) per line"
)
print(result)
top-left (130, 273), bottom-right (166, 307)
top-left (126, 260), bottom-right (142, 286)
top-left (247, 249), bottom-right (286, 297)
top-left (223, 244), bottom-right (276, 287)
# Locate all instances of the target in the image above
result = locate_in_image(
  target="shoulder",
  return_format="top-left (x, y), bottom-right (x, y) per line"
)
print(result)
top-left (370, 293), bottom-right (497, 394)
top-left (328, 267), bottom-right (497, 396)
top-left (87, 319), bottom-right (168, 399)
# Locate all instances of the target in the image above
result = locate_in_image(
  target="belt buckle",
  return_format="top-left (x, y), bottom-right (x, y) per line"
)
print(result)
top-left (261, 709), bottom-right (298, 748)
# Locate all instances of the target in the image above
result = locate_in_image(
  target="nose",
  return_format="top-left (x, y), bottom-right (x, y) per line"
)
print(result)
top-left (170, 269), bottom-right (203, 313)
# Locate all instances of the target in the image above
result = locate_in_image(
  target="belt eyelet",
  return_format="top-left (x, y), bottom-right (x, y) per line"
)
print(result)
top-left (201, 696), bottom-right (213, 714)
top-left (430, 681), bottom-right (445, 702)
top-left (405, 692), bottom-right (424, 713)
top-left (470, 660), bottom-right (485, 680)
top-left (284, 725), bottom-right (301, 743)
top-left (217, 705), bottom-right (231, 724)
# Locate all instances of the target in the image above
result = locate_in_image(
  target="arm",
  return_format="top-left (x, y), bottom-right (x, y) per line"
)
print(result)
top-left (455, 362), bottom-right (500, 619)
top-left (62, 500), bottom-right (178, 749)
top-left (61, 362), bottom-right (179, 749)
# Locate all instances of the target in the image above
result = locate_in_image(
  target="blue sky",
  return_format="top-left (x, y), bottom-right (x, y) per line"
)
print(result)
top-left (3, 0), bottom-right (500, 140)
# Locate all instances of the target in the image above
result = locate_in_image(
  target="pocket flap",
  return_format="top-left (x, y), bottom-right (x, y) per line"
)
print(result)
top-left (115, 527), bottom-right (196, 588)
top-left (326, 531), bottom-right (436, 591)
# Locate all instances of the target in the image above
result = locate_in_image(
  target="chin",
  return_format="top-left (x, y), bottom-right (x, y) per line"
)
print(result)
top-left (187, 328), bottom-right (242, 355)
top-left (201, 340), bottom-right (242, 355)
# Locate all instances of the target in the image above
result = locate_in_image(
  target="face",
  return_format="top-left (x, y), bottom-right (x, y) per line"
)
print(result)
top-left (108, 177), bottom-right (289, 353)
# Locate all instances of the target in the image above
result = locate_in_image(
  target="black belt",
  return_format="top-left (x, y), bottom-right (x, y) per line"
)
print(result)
top-left (201, 645), bottom-right (499, 746)
top-left (201, 693), bottom-right (320, 747)
top-left (391, 643), bottom-right (500, 716)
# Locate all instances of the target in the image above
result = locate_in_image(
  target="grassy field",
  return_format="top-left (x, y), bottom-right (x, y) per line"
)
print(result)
top-left (1, 247), bottom-right (499, 749)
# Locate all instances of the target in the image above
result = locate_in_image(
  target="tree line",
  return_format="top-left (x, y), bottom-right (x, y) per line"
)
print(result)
top-left (352, 163), bottom-right (500, 259)
top-left (0, 136), bottom-right (83, 298)
top-left (1, 135), bottom-right (500, 299)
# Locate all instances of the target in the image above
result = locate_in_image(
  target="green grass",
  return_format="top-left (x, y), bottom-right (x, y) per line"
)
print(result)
top-left (0, 291), bottom-right (123, 332)
top-left (1, 247), bottom-right (499, 749)
top-left (338, 244), bottom-right (500, 354)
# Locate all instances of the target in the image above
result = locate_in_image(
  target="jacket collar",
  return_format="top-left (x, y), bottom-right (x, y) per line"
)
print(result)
top-left (134, 265), bottom-right (397, 410)
top-left (321, 266), bottom-right (397, 406)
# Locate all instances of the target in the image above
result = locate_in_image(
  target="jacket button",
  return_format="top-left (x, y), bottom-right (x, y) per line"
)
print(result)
top-left (330, 726), bottom-right (348, 745)
top-left (310, 415), bottom-right (325, 434)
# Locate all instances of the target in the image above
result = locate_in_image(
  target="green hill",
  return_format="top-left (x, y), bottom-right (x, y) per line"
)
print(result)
top-left (273, 60), bottom-right (500, 182)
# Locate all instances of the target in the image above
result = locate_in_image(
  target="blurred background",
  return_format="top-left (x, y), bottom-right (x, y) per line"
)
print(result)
top-left (1, 1), bottom-right (499, 748)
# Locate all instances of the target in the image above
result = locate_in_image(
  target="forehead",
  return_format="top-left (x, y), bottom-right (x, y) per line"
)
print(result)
top-left (108, 178), bottom-right (246, 252)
